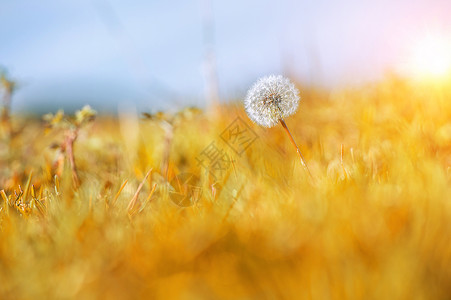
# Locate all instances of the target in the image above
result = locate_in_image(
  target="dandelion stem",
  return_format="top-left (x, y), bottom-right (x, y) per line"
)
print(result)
top-left (279, 118), bottom-right (313, 179)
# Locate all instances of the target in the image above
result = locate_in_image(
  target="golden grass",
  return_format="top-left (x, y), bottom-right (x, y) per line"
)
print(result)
top-left (0, 76), bottom-right (450, 299)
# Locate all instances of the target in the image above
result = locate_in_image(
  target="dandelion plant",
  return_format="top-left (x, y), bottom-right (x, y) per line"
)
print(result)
top-left (44, 105), bottom-right (97, 188)
top-left (0, 70), bottom-right (17, 138)
top-left (244, 75), bottom-right (313, 178)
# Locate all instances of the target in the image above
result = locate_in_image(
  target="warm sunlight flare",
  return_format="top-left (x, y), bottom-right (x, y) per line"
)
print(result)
top-left (407, 33), bottom-right (451, 79)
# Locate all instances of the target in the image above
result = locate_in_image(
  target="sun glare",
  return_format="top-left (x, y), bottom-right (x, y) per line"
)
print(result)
top-left (407, 33), bottom-right (451, 79)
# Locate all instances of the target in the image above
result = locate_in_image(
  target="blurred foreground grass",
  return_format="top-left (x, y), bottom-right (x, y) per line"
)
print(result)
top-left (0, 77), bottom-right (450, 299)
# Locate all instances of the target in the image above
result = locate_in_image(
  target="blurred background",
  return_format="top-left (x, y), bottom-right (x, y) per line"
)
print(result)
top-left (1, 0), bottom-right (451, 113)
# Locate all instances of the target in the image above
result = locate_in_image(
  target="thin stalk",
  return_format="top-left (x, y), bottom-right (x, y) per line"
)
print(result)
top-left (279, 118), bottom-right (313, 179)
top-left (65, 129), bottom-right (80, 188)
top-left (127, 168), bottom-right (152, 214)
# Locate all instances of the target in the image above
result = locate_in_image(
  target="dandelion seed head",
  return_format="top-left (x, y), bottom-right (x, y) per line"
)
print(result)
top-left (244, 75), bottom-right (300, 128)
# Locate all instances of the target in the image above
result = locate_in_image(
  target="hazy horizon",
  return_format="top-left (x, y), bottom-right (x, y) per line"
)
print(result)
top-left (1, 0), bottom-right (451, 113)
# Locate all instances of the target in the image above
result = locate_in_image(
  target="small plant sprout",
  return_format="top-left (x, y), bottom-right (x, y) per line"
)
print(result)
top-left (142, 107), bottom-right (202, 179)
top-left (244, 75), bottom-right (313, 179)
top-left (44, 105), bottom-right (97, 188)
top-left (0, 69), bottom-right (18, 137)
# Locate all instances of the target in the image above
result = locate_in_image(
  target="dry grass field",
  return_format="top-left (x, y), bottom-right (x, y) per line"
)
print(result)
top-left (0, 76), bottom-right (450, 299)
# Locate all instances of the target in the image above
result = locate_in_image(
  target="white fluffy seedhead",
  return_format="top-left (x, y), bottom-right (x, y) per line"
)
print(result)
top-left (244, 75), bottom-right (300, 128)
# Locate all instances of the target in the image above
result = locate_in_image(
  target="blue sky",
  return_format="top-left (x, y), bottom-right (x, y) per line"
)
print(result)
top-left (1, 0), bottom-right (450, 112)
